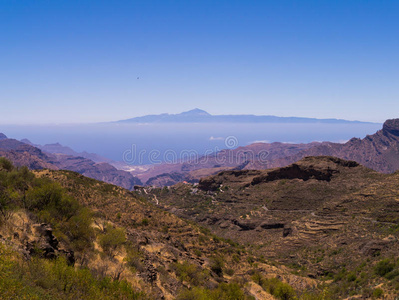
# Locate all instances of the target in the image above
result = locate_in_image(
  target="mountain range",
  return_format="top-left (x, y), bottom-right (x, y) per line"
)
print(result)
top-left (1, 118), bottom-right (398, 189)
top-left (116, 108), bottom-right (375, 124)
top-left (0, 135), bottom-right (142, 190)
top-left (21, 139), bottom-right (113, 164)
top-left (134, 118), bottom-right (399, 186)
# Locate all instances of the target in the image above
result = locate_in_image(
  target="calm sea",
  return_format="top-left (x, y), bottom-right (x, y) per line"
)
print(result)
top-left (1, 122), bottom-right (382, 165)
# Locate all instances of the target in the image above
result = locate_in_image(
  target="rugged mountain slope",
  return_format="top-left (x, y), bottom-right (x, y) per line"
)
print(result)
top-left (0, 137), bottom-right (58, 170)
top-left (0, 135), bottom-right (142, 190)
top-left (0, 158), bottom-right (318, 299)
top-left (52, 153), bottom-right (142, 189)
top-left (144, 156), bottom-right (399, 298)
top-left (204, 118), bottom-right (399, 175)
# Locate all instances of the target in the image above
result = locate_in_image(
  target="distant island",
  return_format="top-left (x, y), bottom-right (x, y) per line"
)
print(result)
top-left (116, 108), bottom-right (376, 124)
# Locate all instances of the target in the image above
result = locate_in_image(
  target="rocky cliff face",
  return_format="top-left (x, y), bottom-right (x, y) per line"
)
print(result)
top-left (272, 119), bottom-right (399, 173)
top-left (383, 118), bottom-right (399, 136)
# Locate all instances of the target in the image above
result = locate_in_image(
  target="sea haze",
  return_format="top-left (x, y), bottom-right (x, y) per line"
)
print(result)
top-left (1, 122), bottom-right (382, 165)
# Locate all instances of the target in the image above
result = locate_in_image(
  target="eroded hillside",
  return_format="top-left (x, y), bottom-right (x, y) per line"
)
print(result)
top-left (144, 156), bottom-right (399, 299)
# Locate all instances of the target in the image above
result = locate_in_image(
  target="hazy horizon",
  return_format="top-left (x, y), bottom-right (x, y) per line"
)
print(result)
top-left (1, 122), bottom-right (383, 164)
top-left (0, 108), bottom-right (384, 126)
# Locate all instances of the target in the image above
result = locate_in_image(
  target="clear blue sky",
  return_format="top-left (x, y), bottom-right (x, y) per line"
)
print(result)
top-left (1, 0), bottom-right (398, 124)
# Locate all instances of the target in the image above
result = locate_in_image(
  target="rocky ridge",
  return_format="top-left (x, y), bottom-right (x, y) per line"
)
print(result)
top-left (0, 136), bottom-right (142, 190)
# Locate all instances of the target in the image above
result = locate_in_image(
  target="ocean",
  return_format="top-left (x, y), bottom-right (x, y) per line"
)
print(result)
top-left (1, 122), bottom-right (382, 165)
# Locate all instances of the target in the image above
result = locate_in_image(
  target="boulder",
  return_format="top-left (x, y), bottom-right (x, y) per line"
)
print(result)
top-left (26, 223), bottom-right (74, 264)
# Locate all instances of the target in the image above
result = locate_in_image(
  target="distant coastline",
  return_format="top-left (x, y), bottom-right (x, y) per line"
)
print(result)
top-left (115, 109), bottom-right (377, 124)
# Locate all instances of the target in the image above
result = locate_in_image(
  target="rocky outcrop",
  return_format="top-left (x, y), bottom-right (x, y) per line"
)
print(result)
top-left (260, 222), bottom-right (285, 230)
top-left (0, 133), bottom-right (7, 140)
top-left (146, 172), bottom-right (186, 187)
top-left (199, 156), bottom-right (361, 192)
top-left (251, 157), bottom-right (358, 185)
top-left (198, 177), bottom-right (222, 191)
top-left (26, 223), bottom-right (75, 264)
top-left (232, 219), bottom-right (258, 231)
top-left (359, 240), bottom-right (391, 256)
top-left (383, 119), bottom-right (399, 137)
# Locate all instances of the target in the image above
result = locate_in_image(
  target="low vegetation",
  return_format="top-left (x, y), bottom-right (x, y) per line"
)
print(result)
top-left (0, 158), bottom-right (144, 298)
top-left (0, 244), bottom-right (145, 299)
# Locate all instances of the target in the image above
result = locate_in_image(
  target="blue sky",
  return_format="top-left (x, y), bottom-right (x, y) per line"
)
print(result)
top-left (1, 0), bottom-right (398, 124)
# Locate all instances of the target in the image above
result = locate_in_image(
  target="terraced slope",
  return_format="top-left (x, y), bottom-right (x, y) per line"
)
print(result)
top-left (145, 156), bottom-right (399, 298)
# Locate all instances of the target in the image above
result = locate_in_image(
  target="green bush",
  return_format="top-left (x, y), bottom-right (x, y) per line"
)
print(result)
top-left (225, 268), bottom-right (235, 276)
top-left (176, 283), bottom-right (250, 300)
top-left (176, 287), bottom-right (209, 300)
top-left (372, 288), bottom-right (383, 298)
top-left (232, 254), bottom-right (240, 263)
top-left (254, 275), bottom-right (297, 300)
top-left (212, 283), bottom-right (247, 299)
top-left (125, 246), bottom-right (145, 273)
top-left (26, 181), bottom-right (64, 211)
top-left (374, 259), bottom-right (395, 277)
top-left (347, 272), bottom-right (357, 282)
top-left (274, 283), bottom-right (297, 300)
top-left (385, 269), bottom-right (399, 280)
top-left (0, 157), bottom-right (13, 171)
top-left (62, 208), bottom-right (95, 252)
top-left (99, 224), bottom-right (126, 256)
top-left (0, 190), bottom-right (14, 220)
top-left (173, 261), bottom-right (209, 286)
top-left (209, 256), bottom-right (224, 277)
